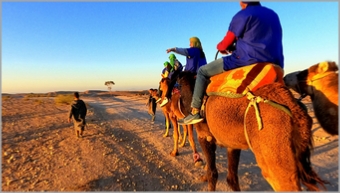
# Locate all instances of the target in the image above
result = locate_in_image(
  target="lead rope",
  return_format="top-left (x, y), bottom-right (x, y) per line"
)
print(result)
top-left (244, 92), bottom-right (264, 152)
top-left (243, 91), bottom-right (293, 152)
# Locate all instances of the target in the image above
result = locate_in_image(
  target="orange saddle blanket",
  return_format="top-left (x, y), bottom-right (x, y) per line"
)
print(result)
top-left (206, 63), bottom-right (284, 96)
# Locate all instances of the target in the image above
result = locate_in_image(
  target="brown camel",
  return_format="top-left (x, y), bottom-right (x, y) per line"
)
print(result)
top-left (177, 71), bottom-right (327, 191)
top-left (149, 81), bottom-right (203, 166)
top-left (284, 61), bottom-right (338, 135)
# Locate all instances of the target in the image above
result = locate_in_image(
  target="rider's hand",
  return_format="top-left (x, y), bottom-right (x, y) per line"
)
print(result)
top-left (226, 50), bottom-right (233, 55)
top-left (219, 50), bottom-right (227, 54)
top-left (166, 48), bottom-right (175, 53)
top-left (219, 50), bottom-right (233, 55)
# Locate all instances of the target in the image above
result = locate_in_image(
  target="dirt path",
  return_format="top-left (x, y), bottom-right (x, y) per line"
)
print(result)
top-left (1, 94), bottom-right (338, 191)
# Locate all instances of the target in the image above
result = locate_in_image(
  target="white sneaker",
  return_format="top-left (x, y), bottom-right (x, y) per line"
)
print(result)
top-left (160, 97), bottom-right (169, 107)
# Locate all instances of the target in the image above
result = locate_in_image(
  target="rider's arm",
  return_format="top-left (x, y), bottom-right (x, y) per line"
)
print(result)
top-left (170, 47), bottom-right (189, 57)
top-left (217, 30), bottom-right (236, 54)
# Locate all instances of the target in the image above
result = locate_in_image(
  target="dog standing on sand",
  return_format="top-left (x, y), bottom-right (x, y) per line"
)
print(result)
top-left (68, 92), bottom-right (87, 138)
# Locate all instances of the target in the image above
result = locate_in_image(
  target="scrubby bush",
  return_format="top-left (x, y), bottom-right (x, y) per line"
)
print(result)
top-left (2, 95), bottom-right (11, 101)
top-left (24, 93), bottom-right (49, 98)
top-left (54, 94), bottom-right (74, 105)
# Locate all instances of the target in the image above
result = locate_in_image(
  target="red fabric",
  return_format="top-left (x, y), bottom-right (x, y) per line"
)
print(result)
top-left (172, 87), bottom-right (181, 95)
top-left (216, 30), bottom-right (236, 53)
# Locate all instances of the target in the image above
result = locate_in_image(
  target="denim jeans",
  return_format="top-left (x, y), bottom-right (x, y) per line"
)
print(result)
top-left (191, 58), bottom-right (225, 109)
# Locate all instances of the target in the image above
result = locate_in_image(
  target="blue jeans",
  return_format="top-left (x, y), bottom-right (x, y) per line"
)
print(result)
top-left (191, 58), bottom-right (225, 109)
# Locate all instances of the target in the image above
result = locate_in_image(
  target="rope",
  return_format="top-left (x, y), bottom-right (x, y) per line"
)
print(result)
top-left (243, 91), bottom-right (293, 152)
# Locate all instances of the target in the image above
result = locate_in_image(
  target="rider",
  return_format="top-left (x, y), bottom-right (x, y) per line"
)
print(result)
top-left (178, 1), bottom-right (284, 125)
top-left (158, 54), bottom-right (183, 107)
top-left (156, 61), bottom-right (173, 102)
top-left (166, 36), bottom-right (207, 74)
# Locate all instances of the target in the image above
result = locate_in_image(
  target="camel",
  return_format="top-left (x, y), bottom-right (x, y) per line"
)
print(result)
top-left (149, 82), bottom-right (203, 166)
top-left (177, 70), bottom-right (327, 191)
top-left (284, 61), bottom-right (338, 135)
top-left (146, 89), bottom-right (157, 122)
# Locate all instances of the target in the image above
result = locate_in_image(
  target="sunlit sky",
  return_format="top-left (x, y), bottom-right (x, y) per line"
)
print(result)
top-left (1, 1), bottom-right (339, 94)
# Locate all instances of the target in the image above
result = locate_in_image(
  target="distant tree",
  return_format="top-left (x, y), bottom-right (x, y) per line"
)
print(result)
top-left (104, 81), bottom-right (115, 95)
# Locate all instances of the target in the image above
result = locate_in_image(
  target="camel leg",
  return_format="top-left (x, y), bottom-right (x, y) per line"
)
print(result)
top-left (179, 125), bottom-right (188, 147)
top-left (252, 140), bottom-right (301, 191)
top-left (226, 148), bottom-right (241, 191)
top-left (185, 124), bottom-right (203, 167)
top-left (163, 114), bottom-right (170, 138)
top-left (198, 136), bottom-right (218, 191)
top-left (75, 130), bottom-right (79, 138)
top-left (170, 116), bottom-right (179, 157)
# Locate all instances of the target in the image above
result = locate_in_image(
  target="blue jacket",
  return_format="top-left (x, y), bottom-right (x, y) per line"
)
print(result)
top-left (223, 3), bottom-right (284, 70)
top-left (174, 47), bottom-right (207, 73)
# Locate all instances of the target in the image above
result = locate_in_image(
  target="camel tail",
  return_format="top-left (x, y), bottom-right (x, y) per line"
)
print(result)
top-left (293, 136), bottom-right (328, 191)
top-left (256, 83), bottom-right (330, 190)
top-left (291, 103), bottom-right (329, 191)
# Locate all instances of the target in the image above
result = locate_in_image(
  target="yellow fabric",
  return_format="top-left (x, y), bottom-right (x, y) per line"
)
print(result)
top-left (163, 71), bottom-right (169, 78)
top-left (190, 37), bottom-right (202, 49)
top-left (206, 63), bottom-right (284, 96)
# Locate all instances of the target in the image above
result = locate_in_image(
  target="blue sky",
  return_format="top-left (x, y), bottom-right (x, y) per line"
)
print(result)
top-left (1, 1), bottom-right (339, 94)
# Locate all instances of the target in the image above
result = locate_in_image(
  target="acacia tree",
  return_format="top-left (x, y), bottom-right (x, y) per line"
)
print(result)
top-left (104, 81), bottom-right (115, 95)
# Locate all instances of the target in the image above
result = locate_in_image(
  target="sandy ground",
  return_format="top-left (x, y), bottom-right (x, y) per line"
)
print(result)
top-left (1, 91), bottom-right (338, 191)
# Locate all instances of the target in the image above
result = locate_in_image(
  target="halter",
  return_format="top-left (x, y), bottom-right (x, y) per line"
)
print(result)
top-left (295, 71), bottom-right (337, 101)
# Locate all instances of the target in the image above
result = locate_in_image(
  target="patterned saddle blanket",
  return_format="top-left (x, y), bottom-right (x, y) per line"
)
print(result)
top-left (206, 63), bottom-right (284, 97)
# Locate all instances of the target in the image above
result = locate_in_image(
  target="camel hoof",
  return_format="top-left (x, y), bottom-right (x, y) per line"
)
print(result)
top-left (194, 159), bottom-right (204, 167)
top-left (203, 164), bottom-right (208, 171)
top-left (170, 151), bottom-right (179, 157)
top-left (179, 142), bottom-right (186, 147)
top-left (163, 133), bottom-right (169, 138)
top-left (200, 175), bottom-right (208, 182)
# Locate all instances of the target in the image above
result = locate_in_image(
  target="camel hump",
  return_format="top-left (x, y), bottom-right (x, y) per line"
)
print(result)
top-left (206, 62), bottom-right (284, 97)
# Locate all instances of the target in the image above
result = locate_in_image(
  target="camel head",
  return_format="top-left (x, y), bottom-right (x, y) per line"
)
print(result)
top-left (149, 88), bottom-right (160, 100)
top-left (159, 78), bottom-right (170, 93)
top-left (148, 88), bottom-right (157, 95)
top-left (284, 61), bottom-right (338, 96)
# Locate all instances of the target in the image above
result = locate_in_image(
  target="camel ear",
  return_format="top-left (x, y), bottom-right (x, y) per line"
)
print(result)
top-left (317, 61), bottom-right (338, 73)
top-left (317, 61), bottom-right (329, 73)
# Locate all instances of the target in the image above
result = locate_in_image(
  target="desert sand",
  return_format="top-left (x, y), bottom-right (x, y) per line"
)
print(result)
top-left (1, 90), bottom-right (338, 191)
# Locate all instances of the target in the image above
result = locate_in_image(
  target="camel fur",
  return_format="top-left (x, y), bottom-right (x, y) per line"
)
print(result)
top-left (177, 71), bottom-right (328, 191)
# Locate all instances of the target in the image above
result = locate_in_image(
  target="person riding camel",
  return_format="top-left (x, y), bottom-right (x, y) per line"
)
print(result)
top-left (156, 61), bottom-right (173, 103)
top-left (157, 54), bottom-right (183, 107)
top-left (178, 1), bottom-right (284, 125)
top-left (166, 36), bottom-right (207, 74)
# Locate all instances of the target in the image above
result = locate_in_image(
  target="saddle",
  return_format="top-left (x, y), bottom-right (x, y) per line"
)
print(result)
top-left (206, 62), bottom-right (284, 97)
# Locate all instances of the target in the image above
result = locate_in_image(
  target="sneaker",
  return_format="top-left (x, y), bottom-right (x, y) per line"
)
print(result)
top-left (178, 113), bottom-right (204, 125)
top-left (160, 97), bottom-right (169, 107)
top-left (156, 98), bottom-right (162, 103)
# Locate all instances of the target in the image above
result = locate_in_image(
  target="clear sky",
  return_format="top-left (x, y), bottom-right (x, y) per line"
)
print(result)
top-left (1, 1), bottom-right (339, 94)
